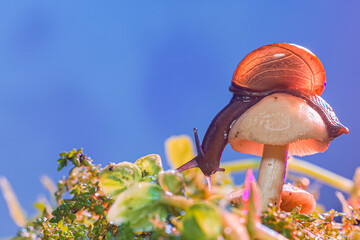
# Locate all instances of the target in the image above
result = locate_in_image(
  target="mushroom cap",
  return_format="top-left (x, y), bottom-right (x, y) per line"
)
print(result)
top-left (280, 183), bottom-right (316, 214)
top-left (232, 43), bottom-right (326, 96)
top-left (228, 93), bottom-right (329, 156)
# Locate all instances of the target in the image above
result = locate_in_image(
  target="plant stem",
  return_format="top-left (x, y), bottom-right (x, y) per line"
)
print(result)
top-left (287, 157), bottom-right (353, 193)
top-left (221, 157), bottom-right (354, 193)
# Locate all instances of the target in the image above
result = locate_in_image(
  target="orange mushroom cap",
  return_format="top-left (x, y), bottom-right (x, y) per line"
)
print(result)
top-left (280, 183), bottom-right (316, 214)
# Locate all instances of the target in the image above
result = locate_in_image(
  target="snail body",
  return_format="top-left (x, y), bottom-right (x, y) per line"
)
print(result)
top-left (177, 43), bottom-right (348, 182)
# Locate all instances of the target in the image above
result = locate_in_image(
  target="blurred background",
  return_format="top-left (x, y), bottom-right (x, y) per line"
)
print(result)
top-left (0, 1), bottom-right (359, 237)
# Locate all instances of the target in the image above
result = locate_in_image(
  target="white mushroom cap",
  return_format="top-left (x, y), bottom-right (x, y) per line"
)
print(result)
top-left (228, 93), bottom-right (329, 156)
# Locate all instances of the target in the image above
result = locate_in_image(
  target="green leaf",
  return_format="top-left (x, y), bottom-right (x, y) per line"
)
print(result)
top-left (94, 205), bottom-right (104, 214)
top-left (99, 162), bottom-right (142, 199)
top-left (295, 213), bottom-right (310, 221)
top-left (158, 170), bottom-right (185, 195)
top-left (72, 158), bottom-right (80, 167)
top-left (58, 220), bottom-right (64, 228)
top-left (68, 213), bottom-right (76, 221)
top-left (59, 152), bottom-right (67, 157)
top-left (115, 223), bottom-right (133, 240)
top-left (61, 224), bottom-right (68, 232)
top-left (134, 154), bottom-right (163, 177)
top-left (107, 182), bottom-right (166, 232)
top-left (33, 202), bottom-right (46, 213)
top-left (180, 202), bottom-right (222, 240)
top-left (57, 158), bottom-right (67, 171)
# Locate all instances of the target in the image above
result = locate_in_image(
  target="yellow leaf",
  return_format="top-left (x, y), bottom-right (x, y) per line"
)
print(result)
top-left (165, 135), bottom-right (195, 169)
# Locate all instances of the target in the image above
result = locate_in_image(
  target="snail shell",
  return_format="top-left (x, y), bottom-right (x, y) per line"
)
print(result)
top-left (231, 43), bottom-right (326, 96)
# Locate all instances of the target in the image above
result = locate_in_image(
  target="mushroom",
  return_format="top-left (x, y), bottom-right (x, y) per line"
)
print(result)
top-left (280, 183), bottom-right (316, 214)
top-left (228, 92), bottom-right (331, 210)
top-left (177, 43), bottom-right (348, 211)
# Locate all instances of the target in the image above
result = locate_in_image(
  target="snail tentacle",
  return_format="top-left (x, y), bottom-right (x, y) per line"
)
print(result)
top-left (193, 128), bottom-right (204, 157)
top-left (176, 157), bottom-right (199, 173)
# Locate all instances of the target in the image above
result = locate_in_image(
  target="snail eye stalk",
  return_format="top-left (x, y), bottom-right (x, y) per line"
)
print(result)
top-left (176, 128), bottom-right (203, 173)
top-left (193, 128), bottom-right (204, 157)
top-left (176, 158), bottom-right (198, 173)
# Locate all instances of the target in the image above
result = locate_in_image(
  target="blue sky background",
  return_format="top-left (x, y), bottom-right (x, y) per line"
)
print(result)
top-left (0, 1), bottom-right (359, 236)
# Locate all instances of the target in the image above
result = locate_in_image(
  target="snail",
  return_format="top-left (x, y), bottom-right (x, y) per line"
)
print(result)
top-left (177, 43), bottom-right (349, 207)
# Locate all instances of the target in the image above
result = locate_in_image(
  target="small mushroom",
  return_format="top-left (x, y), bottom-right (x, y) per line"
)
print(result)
top-left (280, 183), bottom-right (316, 214)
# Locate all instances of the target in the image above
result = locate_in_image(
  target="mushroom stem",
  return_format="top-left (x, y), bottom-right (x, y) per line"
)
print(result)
top-left (257, 144), bottom-right (289, 212)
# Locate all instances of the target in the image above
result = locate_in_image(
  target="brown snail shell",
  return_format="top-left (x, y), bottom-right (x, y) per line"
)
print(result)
top-left (231, 43), bottom-right (326, 96)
